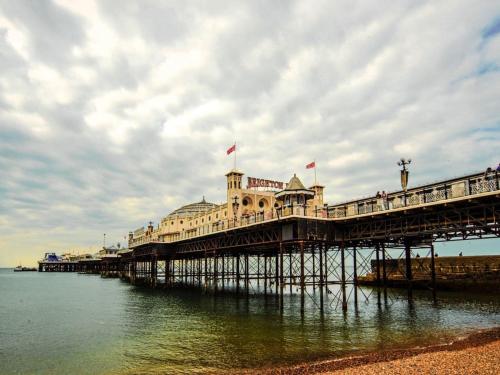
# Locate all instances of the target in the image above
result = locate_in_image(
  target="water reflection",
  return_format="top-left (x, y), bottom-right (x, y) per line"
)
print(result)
top-left (118, 283), bottom-right (500, 374)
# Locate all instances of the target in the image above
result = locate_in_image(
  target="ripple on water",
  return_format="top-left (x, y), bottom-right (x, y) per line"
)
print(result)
top-left (0, 270), bottom-right (499, 375)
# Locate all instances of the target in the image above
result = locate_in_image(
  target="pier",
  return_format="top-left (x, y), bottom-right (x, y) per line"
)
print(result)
top-left (122, 169), bottom-right (499, 309)
top-left (39, 169), bottom-right (500, 310)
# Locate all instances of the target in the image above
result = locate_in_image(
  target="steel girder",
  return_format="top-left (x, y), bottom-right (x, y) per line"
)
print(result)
top-left (339, 198), bottom-right (499, 243)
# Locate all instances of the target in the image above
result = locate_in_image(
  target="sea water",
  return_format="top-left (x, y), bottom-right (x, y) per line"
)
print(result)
top-left (0, 268), bottom-right (498, 374)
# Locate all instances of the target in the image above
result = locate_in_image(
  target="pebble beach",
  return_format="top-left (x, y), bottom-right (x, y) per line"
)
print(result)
top-left (251, 327), bottom-right (500, 375)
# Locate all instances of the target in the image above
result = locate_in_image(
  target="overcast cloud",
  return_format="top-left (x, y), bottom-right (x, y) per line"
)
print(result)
top-left (1, 0), bottom-right (499, 266)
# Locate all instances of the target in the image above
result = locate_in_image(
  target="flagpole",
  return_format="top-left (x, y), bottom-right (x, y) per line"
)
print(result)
top-left (234, 141), bottom-right (236, 170)
top-left (314, 158), bottom-right (317, 185)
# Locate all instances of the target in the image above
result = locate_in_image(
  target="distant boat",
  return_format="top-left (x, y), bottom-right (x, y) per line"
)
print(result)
top-left (13, 265), bottom-right (37, 272)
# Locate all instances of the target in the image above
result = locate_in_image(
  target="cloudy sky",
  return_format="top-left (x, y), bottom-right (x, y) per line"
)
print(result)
top-left (1, 1), bottom-right (499, 266)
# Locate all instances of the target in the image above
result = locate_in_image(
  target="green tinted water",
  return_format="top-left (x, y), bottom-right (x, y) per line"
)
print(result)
top-left (0, 269), bottom-right (498, 374)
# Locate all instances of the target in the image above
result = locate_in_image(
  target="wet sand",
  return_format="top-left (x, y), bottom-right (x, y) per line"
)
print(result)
top-left (247, 327), bottom-right (500, 375)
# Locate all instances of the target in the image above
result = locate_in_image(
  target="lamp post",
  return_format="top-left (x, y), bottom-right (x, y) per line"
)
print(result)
top-left (232, 195), bottom-right (240, 226)
top-left (397, 158), bottom-right (411, 206)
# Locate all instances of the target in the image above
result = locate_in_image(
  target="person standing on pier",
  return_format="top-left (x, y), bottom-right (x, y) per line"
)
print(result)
top-left (496, 163), bottom-right (500, 172)
top-left (376, 191), bottom-right (383, 211)
top-left (381, 191), bottom-right (388, 210)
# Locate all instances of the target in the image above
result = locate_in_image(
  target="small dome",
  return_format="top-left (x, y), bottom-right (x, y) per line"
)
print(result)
top-left (275, 174), bottom-right (315, 200)
top-left (167, 197), bottom-right (218, 218)
top-left (285, 174), bottom-right (307, 190)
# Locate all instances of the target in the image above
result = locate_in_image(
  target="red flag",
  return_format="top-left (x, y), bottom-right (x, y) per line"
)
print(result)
top-left (306, 161), bottom-right (315, 169)
top-left (227, 144), bottom-right (236, 155)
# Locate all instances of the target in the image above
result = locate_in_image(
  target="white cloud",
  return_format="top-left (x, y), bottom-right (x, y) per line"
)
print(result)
top-left (0, 0), bottom-right (499, 265)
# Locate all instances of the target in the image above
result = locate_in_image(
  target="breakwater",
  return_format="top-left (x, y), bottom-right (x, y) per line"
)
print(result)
top-left (360, 255), bottom-right (500, 293)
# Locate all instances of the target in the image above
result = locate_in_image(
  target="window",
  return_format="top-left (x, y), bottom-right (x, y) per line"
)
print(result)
top-left (180, 220), bottom-right (183, 224)
top-left (216, 213), bottom-right (218, 219)
top-left (259, 200), bottom-right (265, 208)
top-left (171, 221), bottom-right (174, 225)
top-left (238, 181), bottom-right (241, 189)
top-left (208, 216), bottom-right (211, 221)
top-left (242, 198), bottom-right (249, 206)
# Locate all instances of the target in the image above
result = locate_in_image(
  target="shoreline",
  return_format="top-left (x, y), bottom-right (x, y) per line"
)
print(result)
top-left (245, 326), bottom-right (500, 374)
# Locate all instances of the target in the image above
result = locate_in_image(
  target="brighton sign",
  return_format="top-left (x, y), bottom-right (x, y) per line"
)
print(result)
top-left (247, 177), bottom-right (285, 190)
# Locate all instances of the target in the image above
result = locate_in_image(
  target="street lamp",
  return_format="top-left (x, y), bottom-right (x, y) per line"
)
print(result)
top-left (397, 158), bottom-right (411, 205)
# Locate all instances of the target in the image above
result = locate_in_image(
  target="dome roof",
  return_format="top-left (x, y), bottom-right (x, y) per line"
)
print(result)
top-left (275, 174), bottom-right (315, 199)
top-left (167, 197), bottom-right (218, 218)
top-left (285, 174), bottom-right (307, 190)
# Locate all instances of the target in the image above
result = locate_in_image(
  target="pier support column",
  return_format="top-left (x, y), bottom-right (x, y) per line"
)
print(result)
top-left (204, 253), bottom-right (208, 288)
top-left (323, 243), bottom-right (329, 295)
top-left (198, 257), bottom-right (202, 287)
top-left (279, 242), bottom-right (284, 298)
top-left (381, 243), bottom-right (387, 286)
top-left (221, 253), bottom-right (225, 290)
top-left (375, 243), bottom-right (381, 287)
top-left (184, 257), bottom-right (188, 285)
top-left (375, 243), bottom-right (381, 305)
top-left (236, 254), bottom-right (240, 294)
top-left (264, 255), bottom-right (268, 294)
top-left (131, 260), bottom-right (136, 284)
top-left (381, 243), bottom-right (388, 302)
top-left (299, 242), bottom-right (305, 291)
top-left (353, 245), bottom-right (358, 306)
top-left (404, 239), bottom-right (413, 299)
top-left (319, 242), bottom-right (324, 310)
top-left (340, 242), bottom-right (347, 311)
top-left (312, 244), bottom-right (316, 291)
top-left (274, 251), bottom-right (279, 294)
top-left (244, 253), bottom-right (249, 295)
top-left (165, 259), bottom-right (170, 287)
top-left (257, 254), bottom-right (260, 287)
top-left (172, 259), bottom-right (176, 285)
top-left (152, 256), bottom-right (157, 288)
top-left (430, 243), bottom-right (437, 302)
top-left (214, 254), bottom-right (218, 293)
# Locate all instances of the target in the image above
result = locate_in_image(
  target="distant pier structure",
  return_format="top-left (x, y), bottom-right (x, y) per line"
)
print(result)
top-left (41, 168), bottom-right (500, 309)
top-left (37, 246), bottom-right (127, 276)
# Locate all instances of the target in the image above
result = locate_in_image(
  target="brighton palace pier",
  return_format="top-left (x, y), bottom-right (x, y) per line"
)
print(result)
top-left (129, 170), bottom-right (326, 246)
top-left (50, 167), bottom-right (499, 310)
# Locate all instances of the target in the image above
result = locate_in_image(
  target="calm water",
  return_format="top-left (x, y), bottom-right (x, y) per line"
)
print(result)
top-left (0, 269), bottom-right (499, 374)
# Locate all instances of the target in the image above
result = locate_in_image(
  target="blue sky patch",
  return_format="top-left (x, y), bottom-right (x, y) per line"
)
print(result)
top-left (482, 16), bottom-right (500, 39)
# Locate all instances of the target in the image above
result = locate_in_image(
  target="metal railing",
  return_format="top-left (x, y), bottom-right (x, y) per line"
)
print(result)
top-left (128, 203), bottom-right (329, 247)
top-left (328, 171), bottom-right (499, 219)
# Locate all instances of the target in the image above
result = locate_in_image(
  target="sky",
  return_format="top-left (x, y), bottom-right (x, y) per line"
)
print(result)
top-left (1, 1), bottom-right (500, 266)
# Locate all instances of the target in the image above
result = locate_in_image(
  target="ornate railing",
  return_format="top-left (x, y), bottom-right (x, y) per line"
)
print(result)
top-left (328, 171), bottom-right (499, 219)
top-left (128, 203), bottom-right (329, 247)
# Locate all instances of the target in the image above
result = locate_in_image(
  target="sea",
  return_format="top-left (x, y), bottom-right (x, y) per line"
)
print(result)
top-left (0, 268), bottom-right (498, 374)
